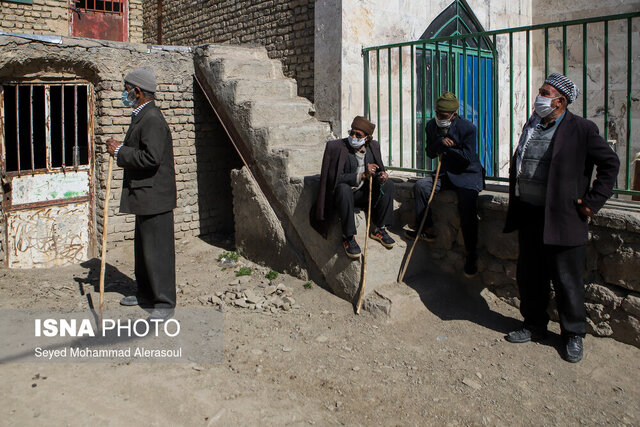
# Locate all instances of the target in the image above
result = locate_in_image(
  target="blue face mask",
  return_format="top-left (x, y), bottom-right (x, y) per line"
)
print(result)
top-left (121, 89), bottom-right (136, 107)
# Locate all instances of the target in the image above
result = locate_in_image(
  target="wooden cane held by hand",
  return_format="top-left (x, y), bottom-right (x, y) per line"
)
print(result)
top-left (99, 155), bottom-right (114, 315)
top-left (355, 175), bottom-right (374, 315)
top-left (397, 157), bottom-right (442, 283)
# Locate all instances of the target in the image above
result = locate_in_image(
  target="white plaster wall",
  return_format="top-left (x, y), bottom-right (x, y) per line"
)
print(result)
top-left (532, 0), bottom-right (640, 193)
top-left (315, 0), bottom-right (344, 133)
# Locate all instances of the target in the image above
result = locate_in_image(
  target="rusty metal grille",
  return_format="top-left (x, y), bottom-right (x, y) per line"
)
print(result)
top-left (74, 0), bottom-right (124, 13)
top-left (0, 83), bottom-right (91, 175)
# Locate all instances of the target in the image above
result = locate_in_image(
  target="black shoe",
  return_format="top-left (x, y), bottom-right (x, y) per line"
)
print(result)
top-left (464, 253), bottom-right (478, 278)
top-left (120, 296), bottom-right (139, 306)
top-left (370, 227), bottom-right (395, 249)
top-left (147, 308), bottom-right (175, 322)
top-left (506, 327), bottom-right (547, 343)
top-left (343, 236), bottom-right (361, 259)
top-left (404, 227), bottom-right (436, 242)
top-left (120, 295), bottom-right (152, 307)
top-left (564, 335), bottom-right (583, 363)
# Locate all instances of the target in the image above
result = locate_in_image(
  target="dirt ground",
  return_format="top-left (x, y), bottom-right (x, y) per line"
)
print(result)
top-left (0, 236), bottom-right (638, 426)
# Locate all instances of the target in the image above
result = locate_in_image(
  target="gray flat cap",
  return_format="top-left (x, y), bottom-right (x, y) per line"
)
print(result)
top-left (124, 66), bottom-right (156, 93)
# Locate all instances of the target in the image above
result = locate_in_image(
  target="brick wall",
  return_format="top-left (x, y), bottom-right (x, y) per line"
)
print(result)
top-left (128, 0), bottom-right (144, 42)
top-left (0, 0), bottom-right (68, 35)
top-left (0, 35), bottom-right (241, 263)
top-left (0, 0), bottom-right (144, 43)
top-left (142, 0), bottom-right (315, 101)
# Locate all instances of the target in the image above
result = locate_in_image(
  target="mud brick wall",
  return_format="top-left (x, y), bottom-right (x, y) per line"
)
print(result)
top-left (394, 179), bottom-right (640, 349)
top-left (142, 0), bottom-right (315, 101)
top-left (0, 0), bottom-right (144, 43)
top-left (0, 35), bottom-right (240, 262)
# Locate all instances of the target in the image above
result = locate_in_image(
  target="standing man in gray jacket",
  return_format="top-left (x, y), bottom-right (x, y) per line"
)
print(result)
top-left (106, 66), bottom-right (177, 320)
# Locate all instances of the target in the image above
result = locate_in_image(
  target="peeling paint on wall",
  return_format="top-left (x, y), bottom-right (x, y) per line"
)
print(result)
top-left (6, 203), bottom-right (89, 269)
top-left (10, 172), bottom-right (89, 205)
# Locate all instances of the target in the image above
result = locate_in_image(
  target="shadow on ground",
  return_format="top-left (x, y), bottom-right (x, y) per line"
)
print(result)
top-left (400, 250), bottom-right (565, 357)
top-left (75, 258), bottom-right (136, 300)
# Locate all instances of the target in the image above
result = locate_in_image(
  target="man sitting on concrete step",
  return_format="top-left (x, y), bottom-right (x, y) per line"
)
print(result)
top-left (313, 116), bottom-right (395, 259)
top-left (405, 92), bottom-right (484, 278)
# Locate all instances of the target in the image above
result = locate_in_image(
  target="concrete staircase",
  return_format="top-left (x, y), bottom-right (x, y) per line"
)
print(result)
top-left (194, 44), bottom-right (412, 305)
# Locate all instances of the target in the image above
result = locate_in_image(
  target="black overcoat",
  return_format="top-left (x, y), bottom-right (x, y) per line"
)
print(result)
top-left (425, 115), bottom-right (484, 192)
top-left (503, 110), bottom-right (620, 246)
top-left (311, 138), bottom-right (385, 237)
top-left (117, 101), bottom-right (177, 216)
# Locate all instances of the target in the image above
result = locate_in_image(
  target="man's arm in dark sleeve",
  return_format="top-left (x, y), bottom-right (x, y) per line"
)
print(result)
top-left (581, 121), bottom-right (620, 213)
top-left (442, 123), bottom-right (475, 168)
top-left (426, 129), bottom-right (446, 159)
top-left (337, 163), bottom-right (359, 187)
top-left (117, 114), bottom-right (167, 170)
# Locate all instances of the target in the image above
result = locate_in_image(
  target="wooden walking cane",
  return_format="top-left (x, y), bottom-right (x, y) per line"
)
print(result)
top-left (355, 175), bottom-right (374, 315)
top-left (397, 156), bottom-right (442, 283)
top-left (99, 155), bottom-right (114, 319)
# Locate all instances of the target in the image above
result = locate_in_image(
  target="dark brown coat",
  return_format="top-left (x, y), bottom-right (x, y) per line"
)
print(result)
top-left (311, 138), bottom-right (385, 237)
top-left (504, 110), bottom-right (620, 246)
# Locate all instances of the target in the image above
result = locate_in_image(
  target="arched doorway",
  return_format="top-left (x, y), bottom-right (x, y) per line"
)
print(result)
top-left (416, 0), bottom-right (496, 175)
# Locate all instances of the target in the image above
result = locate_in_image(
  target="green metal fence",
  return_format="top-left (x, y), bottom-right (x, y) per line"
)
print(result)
top-left (362, 11), bottom-right (640, 197)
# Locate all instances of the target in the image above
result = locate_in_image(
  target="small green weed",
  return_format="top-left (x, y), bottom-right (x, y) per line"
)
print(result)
top-left (303, 281), bottom-right (313, 289)
top-left (218, 251), bottom-right (240, 263)
top-left (236, 267), bottom-right (252, 277)
top-left (265, 270), bottom-right (279, 280)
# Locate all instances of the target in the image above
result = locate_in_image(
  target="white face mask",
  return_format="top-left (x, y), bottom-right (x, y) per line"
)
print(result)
top-left (348, 135), bottom-right (366, 149)
top-left (121, 89), bottom-right (136, 108)
top-left (534, 95), bottom-right (559, 118)
top-left (436, 118), bottom-right (452, 128)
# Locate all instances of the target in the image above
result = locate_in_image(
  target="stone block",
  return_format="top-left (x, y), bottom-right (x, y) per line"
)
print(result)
top-left (592, 231), bottom-right (623, 256)
top-left (585, 283), bottom-right (625, 309)
top-left (610, 314), bottom-right (640, 348)
top-left (586, 318), bottom-right (614, 337)
top-left (600, 248), bottom-right (640, 292)
top-left (621, 293), bottom-right (640, 318)
top-left (481, 220), bottom-right (518, 260)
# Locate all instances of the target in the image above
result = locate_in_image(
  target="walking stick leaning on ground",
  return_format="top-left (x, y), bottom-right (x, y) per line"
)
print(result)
top-left (355, 175), bottom-right (374, 315)
top-left (397, 156), bottom-right (442, 283)
top-left (99, 154), bottom-right (114, 320)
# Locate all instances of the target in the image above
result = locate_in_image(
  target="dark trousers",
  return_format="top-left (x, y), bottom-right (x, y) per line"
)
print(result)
top-left (414, 174), bottom-right (479, 254)
top-left (134, 210), bottom-right (176, 309)
top-left (516, 203), bottom-right (586, 337)
top-left (334, 178), bottom-right (395, 237)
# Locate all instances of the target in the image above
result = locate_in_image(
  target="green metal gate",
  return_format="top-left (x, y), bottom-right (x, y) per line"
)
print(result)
top-left (363, 11), bottom-right (640, 197)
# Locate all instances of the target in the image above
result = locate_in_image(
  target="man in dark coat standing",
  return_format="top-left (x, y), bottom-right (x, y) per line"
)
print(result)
top-left (313, 116), bottom-right (395, 258)
top-left (405, 92), bottom-right (484, 277)
top-left (106, 66), bottom-right (177, 320)
top-left (503, 73), bottom-right (619, 362)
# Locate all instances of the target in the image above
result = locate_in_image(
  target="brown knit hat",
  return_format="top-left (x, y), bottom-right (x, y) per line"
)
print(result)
top-left (351, 116), bottom-right (376, 136)
top-left (435, 92), bottom-right (459, 112)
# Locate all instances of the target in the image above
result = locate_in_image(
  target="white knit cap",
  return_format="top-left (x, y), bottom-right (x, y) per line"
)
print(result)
top-left (544, 73), bottom-right (578, 104)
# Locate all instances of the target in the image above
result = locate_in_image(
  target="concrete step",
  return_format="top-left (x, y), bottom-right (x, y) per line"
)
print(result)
top-left (228, 78), bottom-right (298, 103)
top-left (243, 100), bottom-right (314, 128)
top-left (204, 44), bottom-right (270, 61)
top-left (209, 57), bottom-right (283, 80)
top-left (352, 222), bottom-right (407, 297)
top-left (258, 123), bottom-right (332, 149)
top-left (273, 146), bottom-right (324, 177)
top-left (362, 281), bottom-right (424, 319)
